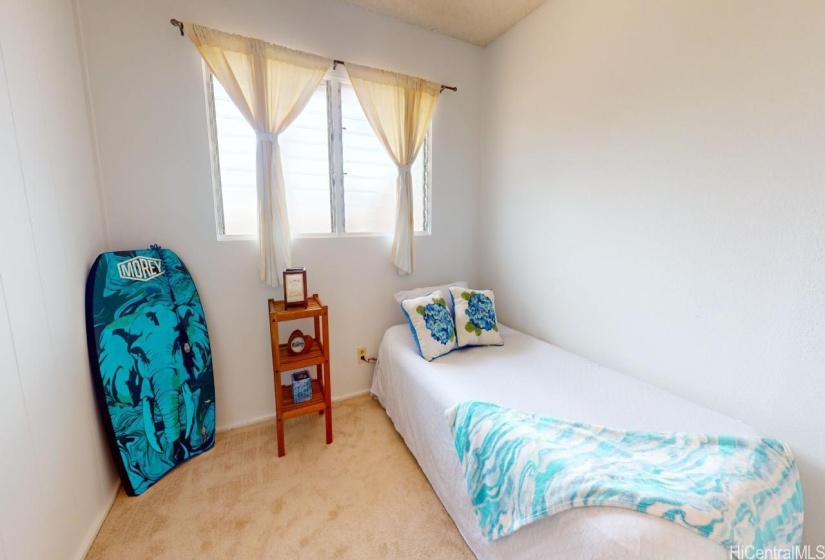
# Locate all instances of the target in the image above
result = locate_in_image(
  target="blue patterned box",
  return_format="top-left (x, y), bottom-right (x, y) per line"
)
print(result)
top-left (291, 370), bottom-right (312, 404)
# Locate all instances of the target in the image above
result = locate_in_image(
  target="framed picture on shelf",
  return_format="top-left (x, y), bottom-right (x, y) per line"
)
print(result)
top-left (283, 267), bottom-right (307, 308)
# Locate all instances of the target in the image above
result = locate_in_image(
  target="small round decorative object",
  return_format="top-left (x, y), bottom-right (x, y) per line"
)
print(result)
top-left (287, 329), bottom-right (314, 356)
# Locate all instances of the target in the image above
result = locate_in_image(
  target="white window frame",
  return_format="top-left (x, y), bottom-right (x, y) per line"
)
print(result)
top-left (203, 65), bottom-right (432, 241)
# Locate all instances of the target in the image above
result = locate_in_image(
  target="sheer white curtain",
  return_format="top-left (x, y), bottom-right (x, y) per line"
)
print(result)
top-left (346, 63), bottom-right (440, 275)
top-left (188, 24), bottom-right (331, 287)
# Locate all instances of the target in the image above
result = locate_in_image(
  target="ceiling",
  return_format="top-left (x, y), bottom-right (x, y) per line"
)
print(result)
top-left (341, 0), bottom-right (545, 46)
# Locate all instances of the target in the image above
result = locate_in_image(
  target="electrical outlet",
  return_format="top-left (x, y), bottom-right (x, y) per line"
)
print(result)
top-left (357, 346), bottom-right (367, 364)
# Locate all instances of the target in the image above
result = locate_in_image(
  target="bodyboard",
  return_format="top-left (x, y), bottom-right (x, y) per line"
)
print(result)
top-left (85, 246), bottom-right (216, 496)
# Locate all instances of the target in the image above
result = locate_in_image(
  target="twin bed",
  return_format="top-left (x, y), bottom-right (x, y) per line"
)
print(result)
top-left (371, 324), bottom-right (769, 559)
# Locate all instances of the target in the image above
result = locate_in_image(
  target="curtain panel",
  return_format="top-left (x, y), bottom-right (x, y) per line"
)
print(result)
top-left (187, 24), bottom-right (331, 287)
top-left (346, 63), bottom-right (441, 275)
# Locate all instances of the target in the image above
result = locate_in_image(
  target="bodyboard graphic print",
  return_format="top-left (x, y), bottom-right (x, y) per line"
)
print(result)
top-left (85, 246), bottom-right (216, 496)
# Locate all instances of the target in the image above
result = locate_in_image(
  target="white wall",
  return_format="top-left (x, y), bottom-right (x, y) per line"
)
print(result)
top-left (0, 0), bottom-right (116, 558)
top-left (76, 0), bottom-right (484, 429)
top-left (481, 0), bottom-right (825, 543)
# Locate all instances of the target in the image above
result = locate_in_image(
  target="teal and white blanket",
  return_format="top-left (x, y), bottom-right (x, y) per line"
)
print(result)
top-left (447, 401), bottom-right (803, 551)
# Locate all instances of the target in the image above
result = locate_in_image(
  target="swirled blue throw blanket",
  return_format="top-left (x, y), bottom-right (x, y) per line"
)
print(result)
top-left (447, 401), bottom-right (803, 551)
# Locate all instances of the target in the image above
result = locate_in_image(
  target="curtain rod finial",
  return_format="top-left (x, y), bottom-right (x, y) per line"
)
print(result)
top-left (170, 18), bottom-right (184, 36)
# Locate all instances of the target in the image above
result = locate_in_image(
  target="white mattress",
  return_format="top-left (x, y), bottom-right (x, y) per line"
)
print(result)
top-left (371, 325), bottom-right (759, 560)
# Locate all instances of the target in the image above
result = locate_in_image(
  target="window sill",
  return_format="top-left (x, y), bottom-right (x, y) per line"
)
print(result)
top-left (217, 231), bottom-right (432, 242)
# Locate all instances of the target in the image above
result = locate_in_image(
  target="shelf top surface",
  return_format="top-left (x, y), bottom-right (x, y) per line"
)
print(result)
top-left (269, 295), bottom-right (326, 320)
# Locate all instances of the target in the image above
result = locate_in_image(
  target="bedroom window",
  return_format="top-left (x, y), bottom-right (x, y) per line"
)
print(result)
top-left (206, 72), bottom-right (431, 238)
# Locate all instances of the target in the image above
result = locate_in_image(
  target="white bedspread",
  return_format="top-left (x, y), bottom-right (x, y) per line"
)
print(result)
top-left (371, 324), bottom-right (759, 560)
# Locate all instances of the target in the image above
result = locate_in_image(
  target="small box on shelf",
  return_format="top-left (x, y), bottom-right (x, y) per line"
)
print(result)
top-left (291, 370), bottom-right (312, 404)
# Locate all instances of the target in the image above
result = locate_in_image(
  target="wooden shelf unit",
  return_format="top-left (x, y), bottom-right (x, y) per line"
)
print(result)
top-left (268, 294), bottom-right (331, 457)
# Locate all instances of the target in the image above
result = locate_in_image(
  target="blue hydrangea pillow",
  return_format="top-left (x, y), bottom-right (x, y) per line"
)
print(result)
top-left (449, 287), bottom-right (503, 348)
top-left (400, 291), bottom-right (458, 361)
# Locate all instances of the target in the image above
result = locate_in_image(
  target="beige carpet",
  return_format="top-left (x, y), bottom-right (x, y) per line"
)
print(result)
top-left (87, 395), bottom-right (474, 559)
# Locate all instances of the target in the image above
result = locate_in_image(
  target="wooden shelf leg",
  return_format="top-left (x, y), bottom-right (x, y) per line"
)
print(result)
top-left (277, 415), bottom-right (285, 457)
top-left (322, 311), bottom-right (332, 444)
top-left (316, 363), bottom-right (324, 415)
top-left (324, 361), bottom-right (332, 444)
top-left (269, 309), bottom-right (286, 457)
top-left (325, 404), bottom-right (333, 444)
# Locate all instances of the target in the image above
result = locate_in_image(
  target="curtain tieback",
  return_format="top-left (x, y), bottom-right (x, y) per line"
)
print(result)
top-left (398, 163), bottom-right (413, 173)
top-left (256, 131), bottom-right (279, 143)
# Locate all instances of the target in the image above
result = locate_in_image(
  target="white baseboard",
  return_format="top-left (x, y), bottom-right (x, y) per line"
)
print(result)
top-left (217, 411), bottom-right (276, 433)
top-left (217, 389), bottom-right (372, 433)
top-left (333, 389), bottom-right (371, 402)
top-left (76, 480), bottom-right (119, 560)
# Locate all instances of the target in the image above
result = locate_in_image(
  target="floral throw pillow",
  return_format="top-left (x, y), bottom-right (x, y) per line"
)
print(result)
top-left (400, 291), bottom-right (458, 361)
top-left (449, 287), bottom-right (504, 348)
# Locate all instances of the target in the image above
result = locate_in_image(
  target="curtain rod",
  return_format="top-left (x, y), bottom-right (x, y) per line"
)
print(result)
top-left (170, 19), bottom-right (457, 93)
